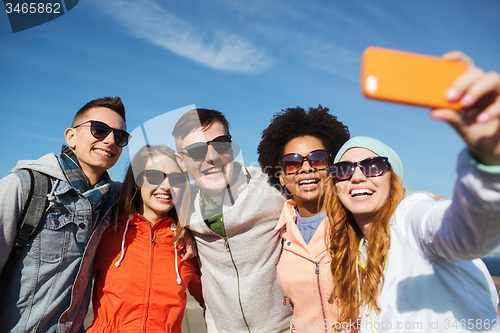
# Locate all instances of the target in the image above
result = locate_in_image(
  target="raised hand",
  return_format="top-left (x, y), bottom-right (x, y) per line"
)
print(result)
top-left (430, 51), bottom-right (500, 166)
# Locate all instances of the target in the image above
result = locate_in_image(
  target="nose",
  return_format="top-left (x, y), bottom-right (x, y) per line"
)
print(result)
top-left (204, 144), bottom-right (219, 164)
top-left (102, 131), bottom-right (116, 146)
top-left (159, 177), bottom-right (170, 190)
top-left (300, 158), bottom-right (315, 173)
top-left (350, 165), bottom-right (367, 183)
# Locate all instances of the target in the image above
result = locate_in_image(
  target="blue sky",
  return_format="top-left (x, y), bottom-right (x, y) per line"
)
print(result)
top-left (1, 0), bottom-right (499, 199)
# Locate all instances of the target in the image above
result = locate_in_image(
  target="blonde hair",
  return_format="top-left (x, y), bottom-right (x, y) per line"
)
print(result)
top-left (322, 166), bottom-right (405, 322)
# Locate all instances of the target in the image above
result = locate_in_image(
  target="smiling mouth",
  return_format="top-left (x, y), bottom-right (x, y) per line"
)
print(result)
top-left (155, 193), bottom-right (172, 200)
top-left (94, 148), bottom-right (112, 158)
top-left (297, 179), bottom-right (320, 187)
top-left (203, 166), bottom-right (224, 177)
top-left (350, 189), bottom-right (373, 198)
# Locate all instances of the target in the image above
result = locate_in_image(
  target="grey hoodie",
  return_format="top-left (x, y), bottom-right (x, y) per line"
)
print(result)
top-left (186, 163), bottom-right (292, 333)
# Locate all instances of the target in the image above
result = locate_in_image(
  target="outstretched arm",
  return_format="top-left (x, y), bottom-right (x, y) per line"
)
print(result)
top-left (404, 52), bottom-right (500, 261)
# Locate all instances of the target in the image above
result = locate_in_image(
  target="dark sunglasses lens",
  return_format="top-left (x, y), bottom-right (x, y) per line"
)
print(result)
top-left (187, 143), bottom-right (208, 160)
top-left (361, 158), bottom-right (387, 177)
top-left (212, 135), bottom-right (231, 142)
top-left (331, 162), bottom-right (355, 181)
top-left (168, 173), bottom-right (186, 188)
top-left (90, 122), bottom-right (112, 139)
top-left (113, 129), bottom-right (129, 147)
top-left (212, 141), bottom-right (232, 154)
top-left (308, 151), bottom-right (330, 169)
top-left (91, 121), bottom-right (129, 147)
top-left (145, 170), bottom-right (166, 185)
top-left (281, 155), bottom-right (303, 174)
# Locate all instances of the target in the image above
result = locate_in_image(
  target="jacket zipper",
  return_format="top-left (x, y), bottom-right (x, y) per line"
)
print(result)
top-left (200, 188), bottom-right (251, 332)
top-left (223, 233), bottom-right (251, 333)
top-left (316, 261), bottom-right (327, 333)
top-left (142, 219), bottom-right (168, 332)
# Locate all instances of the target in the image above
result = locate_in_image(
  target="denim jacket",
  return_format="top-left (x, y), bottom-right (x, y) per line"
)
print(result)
top-left (0, 154), bottom-right (119, 333)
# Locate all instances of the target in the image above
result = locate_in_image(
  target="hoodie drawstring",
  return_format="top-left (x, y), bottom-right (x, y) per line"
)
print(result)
top-left (114, 214), bottom-right (132, 268)
top-left (46, 179), bottom-right (59, 211)
top-left (174, 242), bottom-right (182, 285)
top-left (114, 216), bottom-right (183, 286)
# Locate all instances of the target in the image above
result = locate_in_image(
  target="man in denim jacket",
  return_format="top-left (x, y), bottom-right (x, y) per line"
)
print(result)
top-left (0, 97), bottom-right (129, 333)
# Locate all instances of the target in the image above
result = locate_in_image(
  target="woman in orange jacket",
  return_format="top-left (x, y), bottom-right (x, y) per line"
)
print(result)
top-left (258, 106), bottom-right (356, 332)
top-left (87, 145), bottom-right (203, 333)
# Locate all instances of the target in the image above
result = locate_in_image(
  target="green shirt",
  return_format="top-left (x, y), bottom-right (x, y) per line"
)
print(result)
top-left (201, 192), bottom-right (225, 237)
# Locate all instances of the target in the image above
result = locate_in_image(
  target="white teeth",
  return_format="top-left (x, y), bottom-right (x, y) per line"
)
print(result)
top-left (155, 194), bottom-right (171, 200)
top-left (351, 189), bottom-right (373, 197)
top-left (298, 179), bottom-right (319, 185)
top-left (94, 149), bottom-right (111, 157)
top-left (204, 168), bottom-right (222, 175)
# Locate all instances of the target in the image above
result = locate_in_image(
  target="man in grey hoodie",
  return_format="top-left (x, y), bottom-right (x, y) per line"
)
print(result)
top-left (0, 97), bottom-right (130, 333)
top-left (173, 108), bottom-right (292, 333)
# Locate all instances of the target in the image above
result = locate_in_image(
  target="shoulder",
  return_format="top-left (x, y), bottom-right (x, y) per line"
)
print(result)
top-left (0, 169), bottom-right (37, 207)
top-left (12, 153), bottom-right (65, 180)
top-left (101, 213), bottom-right (137, 239)
top-left (275, 200), bottom-right (296, 231)
top-left (246, 165), bottom-right (283, 193)
top-left (246, 165), bottom-right (266, 180)
top-left (110, 180), bottom-right (122, 194)
top-left (391, 193), bottom-right (451, 245)
top-left (392, 193), bottom-right (436, 228)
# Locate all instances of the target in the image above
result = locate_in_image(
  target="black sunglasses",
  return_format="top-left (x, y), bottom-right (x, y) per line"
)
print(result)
top-left (73, 120), bottom-right (131, 147)
top-left (279, 149), bottom-right (331, 175)
top-left (330, 156), bottom-right (388, 181)
top-left (142, 169), bottom-right (187, 188)
top-left (181, 135), bottom-right (233, 161)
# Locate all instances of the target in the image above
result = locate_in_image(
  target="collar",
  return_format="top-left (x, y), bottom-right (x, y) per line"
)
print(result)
top-left (275, 199), bottom-right (297, 230)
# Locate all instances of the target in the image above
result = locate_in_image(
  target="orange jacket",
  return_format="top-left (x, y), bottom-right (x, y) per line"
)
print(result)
top-left (87, 213), bottom-right (204, 333)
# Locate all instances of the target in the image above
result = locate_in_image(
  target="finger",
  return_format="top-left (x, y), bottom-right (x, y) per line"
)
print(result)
top-left (181, 246), bottom-right (195, 262)
top-left (476, 95), bottom-right (500, 123)
top-left (446, 67), bottom-right (485, 103)
top-left (430, 108), bottom-right (463, 129)
top-left (433, 195), bottom-right (447, 202)
top-left (430, 107), bottom-right (478, 139)
top-left (442, 51), bottom-right (474, 67)
top-left (462, 71), bottom-right (500, 109)
top-left (177, 238), bottom-right (185, 248)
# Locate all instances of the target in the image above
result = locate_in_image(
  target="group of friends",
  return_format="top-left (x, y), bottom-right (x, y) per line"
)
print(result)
top-left (1, 51), bottom-right (500, 333)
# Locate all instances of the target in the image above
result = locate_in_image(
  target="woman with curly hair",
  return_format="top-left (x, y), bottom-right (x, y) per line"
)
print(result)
top-left (324, 52), bottom-right (500, 332)
top-left (258, 105), bottom-right (354, 332)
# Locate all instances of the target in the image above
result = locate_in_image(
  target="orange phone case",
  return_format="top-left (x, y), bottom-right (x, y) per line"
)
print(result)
top-left (361, 47), bottom-right (468, 110)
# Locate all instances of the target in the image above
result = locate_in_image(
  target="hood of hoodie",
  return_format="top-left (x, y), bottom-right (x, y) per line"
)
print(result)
top-left (11, 153), bottom-right (66, 181)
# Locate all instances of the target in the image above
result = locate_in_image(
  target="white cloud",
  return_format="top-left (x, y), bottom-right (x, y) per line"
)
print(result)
top-left (298, 40), bottom-right (360, 82)
top-left (100, 0), bottom-right (273, 74)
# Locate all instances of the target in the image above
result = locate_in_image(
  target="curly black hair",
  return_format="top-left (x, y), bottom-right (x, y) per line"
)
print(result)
top-left (257, 105), bottom-right (349, 192)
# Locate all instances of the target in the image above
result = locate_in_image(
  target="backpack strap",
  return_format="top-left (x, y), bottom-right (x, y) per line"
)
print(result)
top-left (14, 170), bottom-right (51, 253)
top-left (0, 169), bottom-right (51, 309)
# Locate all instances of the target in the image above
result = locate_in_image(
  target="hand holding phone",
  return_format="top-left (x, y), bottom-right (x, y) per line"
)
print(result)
top-left (361, 47), bottom-right (468, 110)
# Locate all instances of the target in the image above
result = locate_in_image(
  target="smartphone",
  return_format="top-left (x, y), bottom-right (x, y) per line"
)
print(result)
top-left (361, 47), bottom-right (468, 110)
